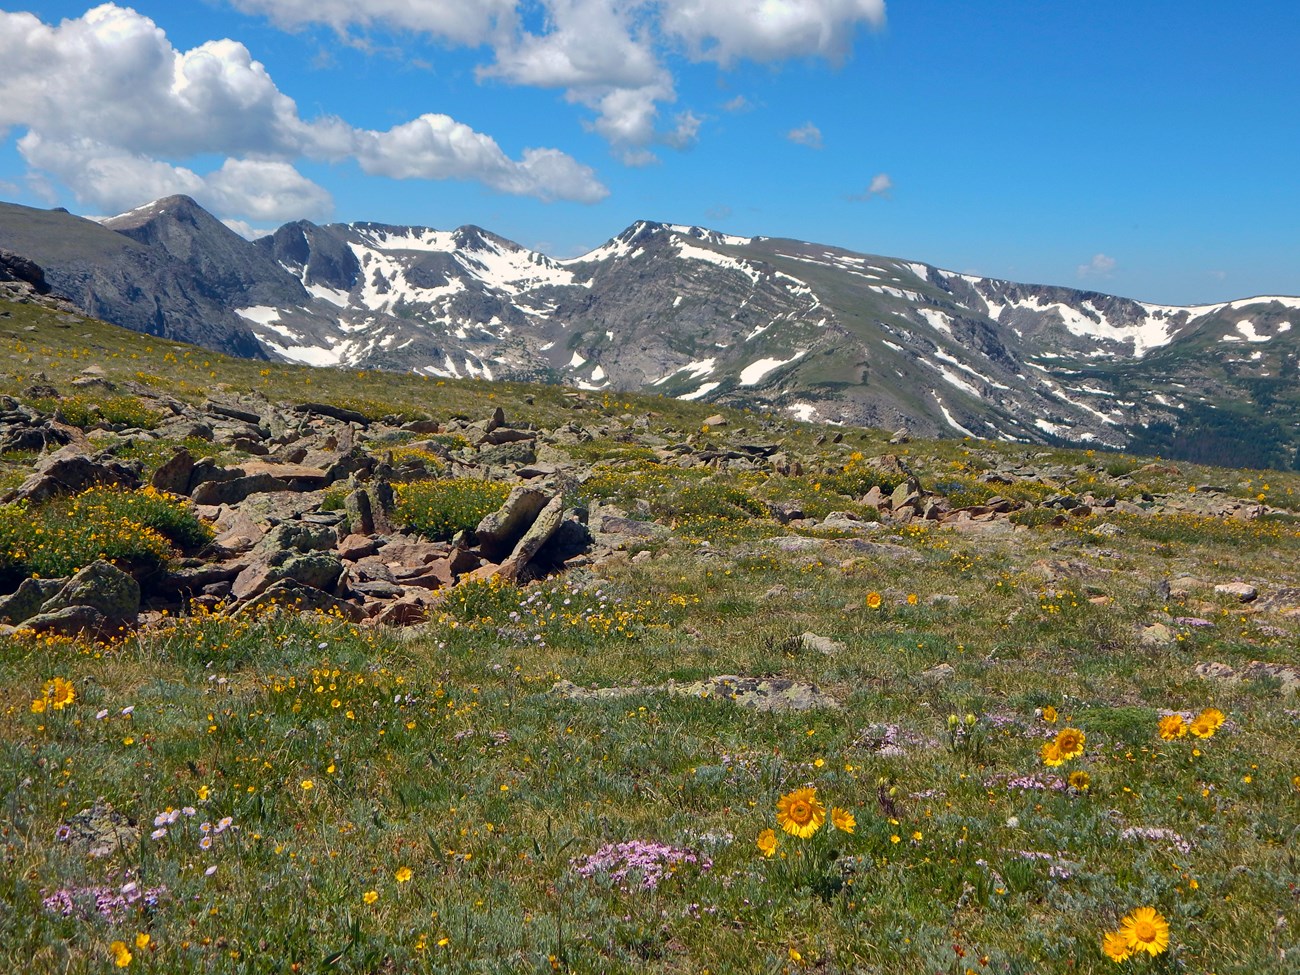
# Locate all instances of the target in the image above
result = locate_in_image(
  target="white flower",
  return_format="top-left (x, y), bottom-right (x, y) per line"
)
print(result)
top-left (96, 709), bottom-right (109, 720)
top-left (205, 865), bottom-right (218, 876)
top-left (150, 828), bottom-right (167, 840)
top-left (1005, 816), bottom-right (1020, 829)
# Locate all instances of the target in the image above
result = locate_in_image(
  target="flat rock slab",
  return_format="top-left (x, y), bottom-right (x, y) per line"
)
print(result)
top-left (550, 674), bottom-right (841, 711)
top-left (1195, 660), bottom-right (1300, 693)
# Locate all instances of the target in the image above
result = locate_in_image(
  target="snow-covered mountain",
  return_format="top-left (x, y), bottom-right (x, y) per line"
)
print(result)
top-left (3, 195), bottom-right (1300, 467)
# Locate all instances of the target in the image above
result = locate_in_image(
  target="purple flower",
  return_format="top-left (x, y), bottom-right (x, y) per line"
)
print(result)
top-left (571, 840), bottom-right (711, 892)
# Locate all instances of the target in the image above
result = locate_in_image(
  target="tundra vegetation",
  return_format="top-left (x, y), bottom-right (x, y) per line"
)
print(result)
top-left (0, 297), bottom-right (1298, 973)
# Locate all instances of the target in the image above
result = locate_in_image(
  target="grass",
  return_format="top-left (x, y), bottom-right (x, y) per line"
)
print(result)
top-left (1, 299), bottom-right (1299, 972)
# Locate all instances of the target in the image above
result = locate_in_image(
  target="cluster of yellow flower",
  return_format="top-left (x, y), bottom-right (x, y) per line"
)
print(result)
top-left (30, 676), bottom-right (75, 713)
top-left (756, 787), bottom-right (856, 856)
top-left (1101, 907), bottom-right (1170, 961)
top-left (1040, 727), bottom-right (1086, 767)
top-left (1158, 707), bottom-right (1225, 740)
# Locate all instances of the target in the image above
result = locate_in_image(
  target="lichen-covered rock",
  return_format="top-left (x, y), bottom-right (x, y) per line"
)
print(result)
top-left (40, 560), bottom-right (140, 622)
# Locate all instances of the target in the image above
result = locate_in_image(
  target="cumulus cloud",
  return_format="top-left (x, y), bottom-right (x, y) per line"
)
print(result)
top-left (788, 122), bottom-right (823, 149)
top-left (848, 172), bottom-right (892, 200)
top-left (232, 0), bottom-right (888, 160)
top-left (1077, 253), bottom-right (1117, 278)
top-left (661, 0), bottom-right (887, 65)
top-left (0, 5), bottom-right (606, 220)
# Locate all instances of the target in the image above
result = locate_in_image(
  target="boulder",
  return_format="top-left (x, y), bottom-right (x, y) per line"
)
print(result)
top-left (40, 560), bottom-right (140, 622)
top-left (2, 448), bottom-right (140, 504)
top-left (231, 551), bottom-right (344, 601)
top-left (231, 579), bottom-right (364, 623)
top-left (20, 605), bottom-right (113, 639)
top-left (0, 577), bottom-right (66, 624)
top-left (150, 447), bottom-right (194, 494)
top-left (475, 486), bottom-right (550, 561)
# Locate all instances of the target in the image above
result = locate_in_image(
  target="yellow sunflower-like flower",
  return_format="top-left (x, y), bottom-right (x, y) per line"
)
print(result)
top-left (865, 591), bottom-right (883, 609)
top-left (1158, 714), bottom-right (1188, 740)
top-left (45, 677), bottom-right (75, 710)
top-left (1119, 906), bottom-right (1170, 957)
top-left (1068, 770), bottom-right (1091, 791)
top-left (1188, 714), bottom-right (1217, 739)
top-left (776, 787), bottom-right (826, 838)
top-left (831, 807), bottom-right (856, 834)
top-left (756, 828), bottom-right (778, 857)
top-left (1101, 929), bottom-right (1131, 962)
top-left (1040, 741), bottom-right (1064, 767)
top-left (30, 697), bottom-right (47, 714)
top-left (1041, 705), bottom-right (1058, 724)
top-left (1198, 707), bottom-right (1225, 729)
top-left (1053, 727), bottom-right (1086, 761)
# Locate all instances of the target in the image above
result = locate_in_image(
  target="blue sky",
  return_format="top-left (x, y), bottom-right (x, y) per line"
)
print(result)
top-left (0, 1), bottom-right (1297, 304)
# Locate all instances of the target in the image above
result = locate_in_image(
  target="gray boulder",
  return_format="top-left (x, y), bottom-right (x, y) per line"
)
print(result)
top-left (40, 560), bottom-right (141, 622)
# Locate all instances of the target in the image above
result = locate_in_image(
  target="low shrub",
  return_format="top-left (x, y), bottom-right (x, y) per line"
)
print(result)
top-left (393, 479), bottom-right (510, 542)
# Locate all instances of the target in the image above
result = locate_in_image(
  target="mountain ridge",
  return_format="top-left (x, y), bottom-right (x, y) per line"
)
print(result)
top-left (1, 194), bottom-right (1298, 468)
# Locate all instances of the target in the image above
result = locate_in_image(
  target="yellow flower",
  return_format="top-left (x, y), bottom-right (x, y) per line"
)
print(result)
top-left (395, 866), bottom-right (413, 883)
top-left (363, 889), bottom-right (379, 904)
top-left (1041, 705), bottom-right (1058, 724)
top-left (906, 593), bottom-right (918, 605)
top-left (1101, 929), bottom-right (1132, 962)
top-left (197, 785), bottom-right (210, 801)
top-left (1040, 741), bottom-right (1064, 767)
top-left (911, 830), bottom-right (923, 842)
top-left (890, 834), bottom-right (900, 844)
top-left (865, 591), bottom-right (883, 609)
top-left (30, 697), bottom-right (47, 714)
top-left (776, 787), bottom-right (826, 838)
top-left (1053, 727), bottom-right (1086, 761)
top-left (1158, 714), bottom-right (1188, 740)
top-left (1068, 771), bottom-right (1091, 791)
top-left (45, 677), bottom-right (75, 710)
top-left (1119, 906), bottom-right (1170, 957)
top-left (301, 779), bottom-right (314, 791)
top-left (134, 933), bottom-right (151, 950)
top-left (756, 828), bottom-right (778, 857)
top-left (1188, 712), bottom-right (1218, 739)
top-left (109, 941), bottom-right (132, 968)
top-left (1198, 707), bottom-right (1226, 730)
top-left (831, 807), bottom-right (856, 834)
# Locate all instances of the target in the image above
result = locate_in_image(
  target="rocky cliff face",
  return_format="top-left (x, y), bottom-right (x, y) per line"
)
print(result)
top-left (2, 196), bottom-right (1299, 466)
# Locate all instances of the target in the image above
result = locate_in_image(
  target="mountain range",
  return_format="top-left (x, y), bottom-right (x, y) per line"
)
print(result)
top-left (2, 195), bottom-right (1299, 468)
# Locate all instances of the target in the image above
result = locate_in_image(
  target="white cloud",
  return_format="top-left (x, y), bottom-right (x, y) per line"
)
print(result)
top-left (228, 0), bottom-right (517, 47)
top-left (787, 122), bottom-right (823, 149)
top-left (230, 0), bottom-right (888, 159)
top-left (661, 0), bottom-right (887, 65)
top-left (721, 95), bottom-right (753, 113)
top-left (848, 172), bottom-right (892, 200)
top-left (0, 5), bottom-right (606, 219)
top-left (1077, 253), bottom-right (1117, 278)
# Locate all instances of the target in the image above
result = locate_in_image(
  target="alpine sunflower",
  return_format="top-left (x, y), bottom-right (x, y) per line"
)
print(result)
top-left (776, 787), bottom-right (826, 838)
top-left (1053, 727), bottom-right (1086, 761)
top-left (1158, 714), bottom-right (1188, 740)
top-left (756, 828), bottom-right (778, 857)
top-left (1040, 741), bottom-right (1064, 767)
top-left (1068, 770), bottom-right (1091, 791)
top-left (831, 807), bottom-right (856, 833)
top-left (46, 677), bottom-right (75, 710)
top-left (1119, 906), bottom-right (1170, 957)
top-left (1101, 929), bottom-right (1131, 962)
top-left (1188, 714), bottom-right (1217, 739)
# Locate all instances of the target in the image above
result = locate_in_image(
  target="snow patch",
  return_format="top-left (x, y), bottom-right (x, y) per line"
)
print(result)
top-left (738, 350), bottom-right (807, 386)
top-left (678, 381), bottom-right (721, 401)
top-left (786, 403), bottom-right (819, 422)
top-left (236, 306), bottom-right (282, 326)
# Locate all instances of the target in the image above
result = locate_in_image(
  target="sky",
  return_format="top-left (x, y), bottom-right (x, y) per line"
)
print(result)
top-left (0, 1), bottom-right (1297, 305)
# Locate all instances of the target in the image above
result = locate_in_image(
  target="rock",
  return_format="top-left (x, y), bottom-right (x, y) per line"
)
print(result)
top-left (289, 402), bottom-right (370, 426)
top-left (798, 632), bottom-right (845, 655)
top-left (59, 801), bottom-right (139, 858)
top-left (1193, 661), bottom-right (1237, 681)
top-left (919, 663), bottom-right (955, 684)
top-left (889, 428), bottom-right (910, 444)
top-left (232, 579), bottom-right (364, 623)
top-left (155, 562), bottom-right (244, 599)
top-left (1140, 623), bottom-right (1175, 647)
top-left (337, 534), bottom-right (380, 561)
top-left (550, 674), bottom-right (841, 711)
top-left (595, 515), bottom-right (670, 539)
top-left (0, 577), bottom-right (67, 624)
top-left (231, 551), bottom-right (344, 601)
top-left (1195, 659), bottom-right (1300, 694)
top-left (927, 594), bottom-right (960, 609)
top-left (1214, 581), bottom-right (1258, 602)
top-left (496, 494), bottom-right (567, 583)
top-left (1240, 661), bottom-right (1300, 693)
top-left (475, 486), bottom-right (550, 561)
top-left (1254, 588), bottom-right (1300, 613)
top-left (190, 473), bottom-right (286, 505)
top-left (40, 560), bottom-right (140, 622)
top-left (21, 605), bottom-right (112, 639)
top-left (255, 522), bottom-right (336, 555)
top-left (2, 448), bottom-right (140, 504)
top-left (702, 414), bottom-right (728, 428)
top-left (345, 488), bottom-right (374, 535)
top-left (150, 447), bottom-right (194, 494)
